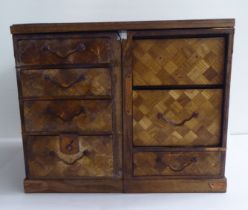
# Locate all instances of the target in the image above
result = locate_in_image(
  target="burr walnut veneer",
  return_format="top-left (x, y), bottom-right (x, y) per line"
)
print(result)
top-left (10, 19), bottom-right (234, 193)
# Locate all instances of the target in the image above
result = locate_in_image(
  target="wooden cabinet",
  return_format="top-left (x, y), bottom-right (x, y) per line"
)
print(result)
top-left (11, 19), bottom-right (234, 193)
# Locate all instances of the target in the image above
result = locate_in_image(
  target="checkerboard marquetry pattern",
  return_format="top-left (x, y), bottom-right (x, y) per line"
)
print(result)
top-left (133, 37), bottom-right (225, 85)
top-left (133, 89), bottom-right (223, 146)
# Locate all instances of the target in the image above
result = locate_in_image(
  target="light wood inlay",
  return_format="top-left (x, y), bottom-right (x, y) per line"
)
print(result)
top-left (133, 37), bottom-right (225, 85)
top-left (133, 89), bottom-right (222, 146)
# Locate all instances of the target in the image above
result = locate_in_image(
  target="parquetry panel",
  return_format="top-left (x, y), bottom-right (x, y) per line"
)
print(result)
top-left (133, 37), bottom-right (225, 85)
top-left (133, 89), bottom-right (222, 146)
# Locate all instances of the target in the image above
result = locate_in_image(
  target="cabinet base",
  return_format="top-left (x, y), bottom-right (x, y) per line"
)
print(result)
top-left (24, 179), bottom-right (123, 193)
top-left (124, 178), bottom-right (226, 193)
top-left (24, 178), bottom-right (226, 193)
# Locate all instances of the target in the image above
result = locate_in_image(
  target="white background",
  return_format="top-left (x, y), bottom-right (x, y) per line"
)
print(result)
top-left (0, 0), bottom-right (247, 209)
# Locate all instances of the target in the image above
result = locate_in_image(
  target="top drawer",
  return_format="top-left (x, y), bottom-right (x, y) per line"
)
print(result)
top-left (133, 37), bottom-right (225, 85)
top-left (14, 35), bottom-right (113, 66)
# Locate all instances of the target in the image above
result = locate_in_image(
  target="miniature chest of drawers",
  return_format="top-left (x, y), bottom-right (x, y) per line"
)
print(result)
top-left (10, 19), bottom-right (234, 193)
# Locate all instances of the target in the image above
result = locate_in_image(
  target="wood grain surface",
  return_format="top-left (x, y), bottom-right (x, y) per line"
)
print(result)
top-left (23, 100), bottom-right (112, 133)
top-left (15, 36), bottom-right (112, 66)
top-left (20, 68), bottom-right (111, 98)
top-left (26, 135), bottom-right (114, 178)
top-left (11, 19), bottom-right (235, 34)
top-left (133, 151), bottom-right (222, 176)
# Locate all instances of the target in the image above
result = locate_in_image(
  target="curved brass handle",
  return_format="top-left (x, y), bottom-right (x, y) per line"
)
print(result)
top-left (46, 106), bottom-right (85, 122)
top-left (49, 149), bottom-right (90, 165)
top-left (156, 156), bottom-right (197, 172)
top-left (157, 112), bottom-right (198, 126)
top-left (44, 74), bottom-right (85, 89)
top-left (42, 42), bottom-right (86, 59)
top-left (167, 157), bottom-right (197, 172)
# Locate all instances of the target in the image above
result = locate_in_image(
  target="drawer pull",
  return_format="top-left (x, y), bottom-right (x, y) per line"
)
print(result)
top-left (42, 42), bottom-right (86, 59)
top-left (49, 149), bottom-right (90, 165)
top-left (157, 112), bottom-right (198, 126)
top-left (47, 106), bottom-right (85, 122)
top-left (156, 156), bottom-right (197, 172)
top-left (44, 74), bottom-right (85, 89)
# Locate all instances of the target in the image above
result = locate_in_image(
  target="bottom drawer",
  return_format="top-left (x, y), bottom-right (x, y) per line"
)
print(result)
top-left (26, 135), bottom-right (114, 178)
top-left (133, 151), bottom-right (222, 176)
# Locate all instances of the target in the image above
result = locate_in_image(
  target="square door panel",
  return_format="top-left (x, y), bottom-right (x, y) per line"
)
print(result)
top-left (133, 89), bottom-right (223, 146)
top-left (133, 37), bottom-right (225, 85)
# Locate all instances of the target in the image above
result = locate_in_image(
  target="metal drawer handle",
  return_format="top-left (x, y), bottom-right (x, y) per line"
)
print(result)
top-left (156, 156), bottom-right (197, 172)
top-left (46, 106), bottom-right (85, 122)
top-left (44, 74), bottom-right (85, 89)
top-left (42, 42), bottom-right (86, 59)
top-left (49, 149), bottom-right (90, 165)
top-left (167, 157), bottom-right (197, 172)
top-left (157, 112), bottom-right (198, 126)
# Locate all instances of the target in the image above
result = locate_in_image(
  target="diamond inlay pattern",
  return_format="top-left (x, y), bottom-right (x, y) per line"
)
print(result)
top-left (133, 37), bottom-right (225, 85)
top-left (133, 89), bottom-right (223, 146)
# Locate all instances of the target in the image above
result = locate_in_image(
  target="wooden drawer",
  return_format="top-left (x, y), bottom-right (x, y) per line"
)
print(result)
top-left (133, 37), bottom-right (225, 85)
top-left (133, 151), bottom-right (222, 176)
top-left (26, 135), bottom-right (114, 178)
top-left (23, 100), bottom-right (112, 133)
top-left (15, 36), bottom-right (112, 66)
top-left (20, 68), bottom-right (111, 98)
top-left (133, 89), bottom-right (222, 146)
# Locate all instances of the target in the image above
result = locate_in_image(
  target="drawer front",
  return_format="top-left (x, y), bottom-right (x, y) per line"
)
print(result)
top-left (133, 37), bottom-right (225, 85)
top-left (26, 135), bottom-right (113, 178)
top-left (16, 37), bottom-right (112, 66)
top-left (133, 151), bottom-right (222, 176)
top-left (23, 100), bottom-right (112, 132)
top-left (133, 89), bottom-right (222, 146)
top-left (20, 68), bottom-right (111, 98)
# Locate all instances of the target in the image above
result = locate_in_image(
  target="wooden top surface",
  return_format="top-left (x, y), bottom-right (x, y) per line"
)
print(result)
top-left (10, 19), bottom-right (235, 34)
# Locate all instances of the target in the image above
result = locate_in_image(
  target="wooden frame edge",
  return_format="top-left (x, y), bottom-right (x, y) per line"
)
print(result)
top-left (24, 179), bottom-right (123, 193)
top-left (11, 19), bottom-right (235, 34)
top-left (124, 178), bottom-right (227, 193)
